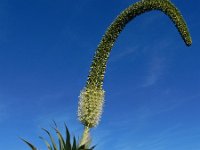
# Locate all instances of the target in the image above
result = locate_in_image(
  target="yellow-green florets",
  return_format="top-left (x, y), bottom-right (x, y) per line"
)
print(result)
top-left (78, 0), bottom-right (192, 147)
top-left (78, 87), bottom-right (105, 128)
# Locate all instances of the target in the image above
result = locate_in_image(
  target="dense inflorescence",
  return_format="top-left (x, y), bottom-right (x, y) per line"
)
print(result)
top-left (78, 88), bottom-right (105, 128)
top-left (78, 0), bottom-right (192, 147)
top-left (86, 0), bottom-right (192, 90)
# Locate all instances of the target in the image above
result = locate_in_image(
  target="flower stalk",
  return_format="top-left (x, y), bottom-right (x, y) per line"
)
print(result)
top-left (79, 126), bottom-right (91, 148)
top-left (78, 0), bottom-right (192, 147)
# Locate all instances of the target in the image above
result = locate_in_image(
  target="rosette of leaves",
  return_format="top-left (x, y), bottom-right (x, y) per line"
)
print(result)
top-left (21, 122), bottom-right (96, 150)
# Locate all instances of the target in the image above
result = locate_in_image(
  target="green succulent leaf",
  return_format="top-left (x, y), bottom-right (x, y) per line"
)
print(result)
top-left (20, 138), bottom-right (37, 150)
top-left (53, 127), bottom-right (66, 150)
top-left (64, 123), bottom-right (72, 149)
top-left (78, 144), bottom-right (86, 150)
top-left (39, 136), bottom-right (53, 150)
top-left (42, 128), bottom-right (58, 150)
top-left (88, 145), bottom-right (96, 150)
top-left (72, 136), bottom-right (77, 150)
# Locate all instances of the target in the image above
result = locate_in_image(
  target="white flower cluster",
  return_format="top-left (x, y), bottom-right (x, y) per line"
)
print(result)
top-left (78, 87), bottom-right (105, 128)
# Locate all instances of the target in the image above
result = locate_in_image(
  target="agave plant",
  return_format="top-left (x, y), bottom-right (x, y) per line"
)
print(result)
top-left (21, 122), bottom-right (96, 150)
top-left (21, 0), bottom-right (192, 149)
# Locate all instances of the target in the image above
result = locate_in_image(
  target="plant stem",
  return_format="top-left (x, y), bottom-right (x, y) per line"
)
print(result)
top-left (79, 126), bottom-right (91, 148)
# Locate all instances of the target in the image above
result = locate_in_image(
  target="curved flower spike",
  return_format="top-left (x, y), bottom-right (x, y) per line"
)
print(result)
top-left (78, 0), bottom-right (192, 147)
top-left (86, 0), bottom-right (192, 90)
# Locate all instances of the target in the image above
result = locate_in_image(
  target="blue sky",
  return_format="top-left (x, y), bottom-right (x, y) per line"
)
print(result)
top-left (0, 0), bottom-right (200, 150)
